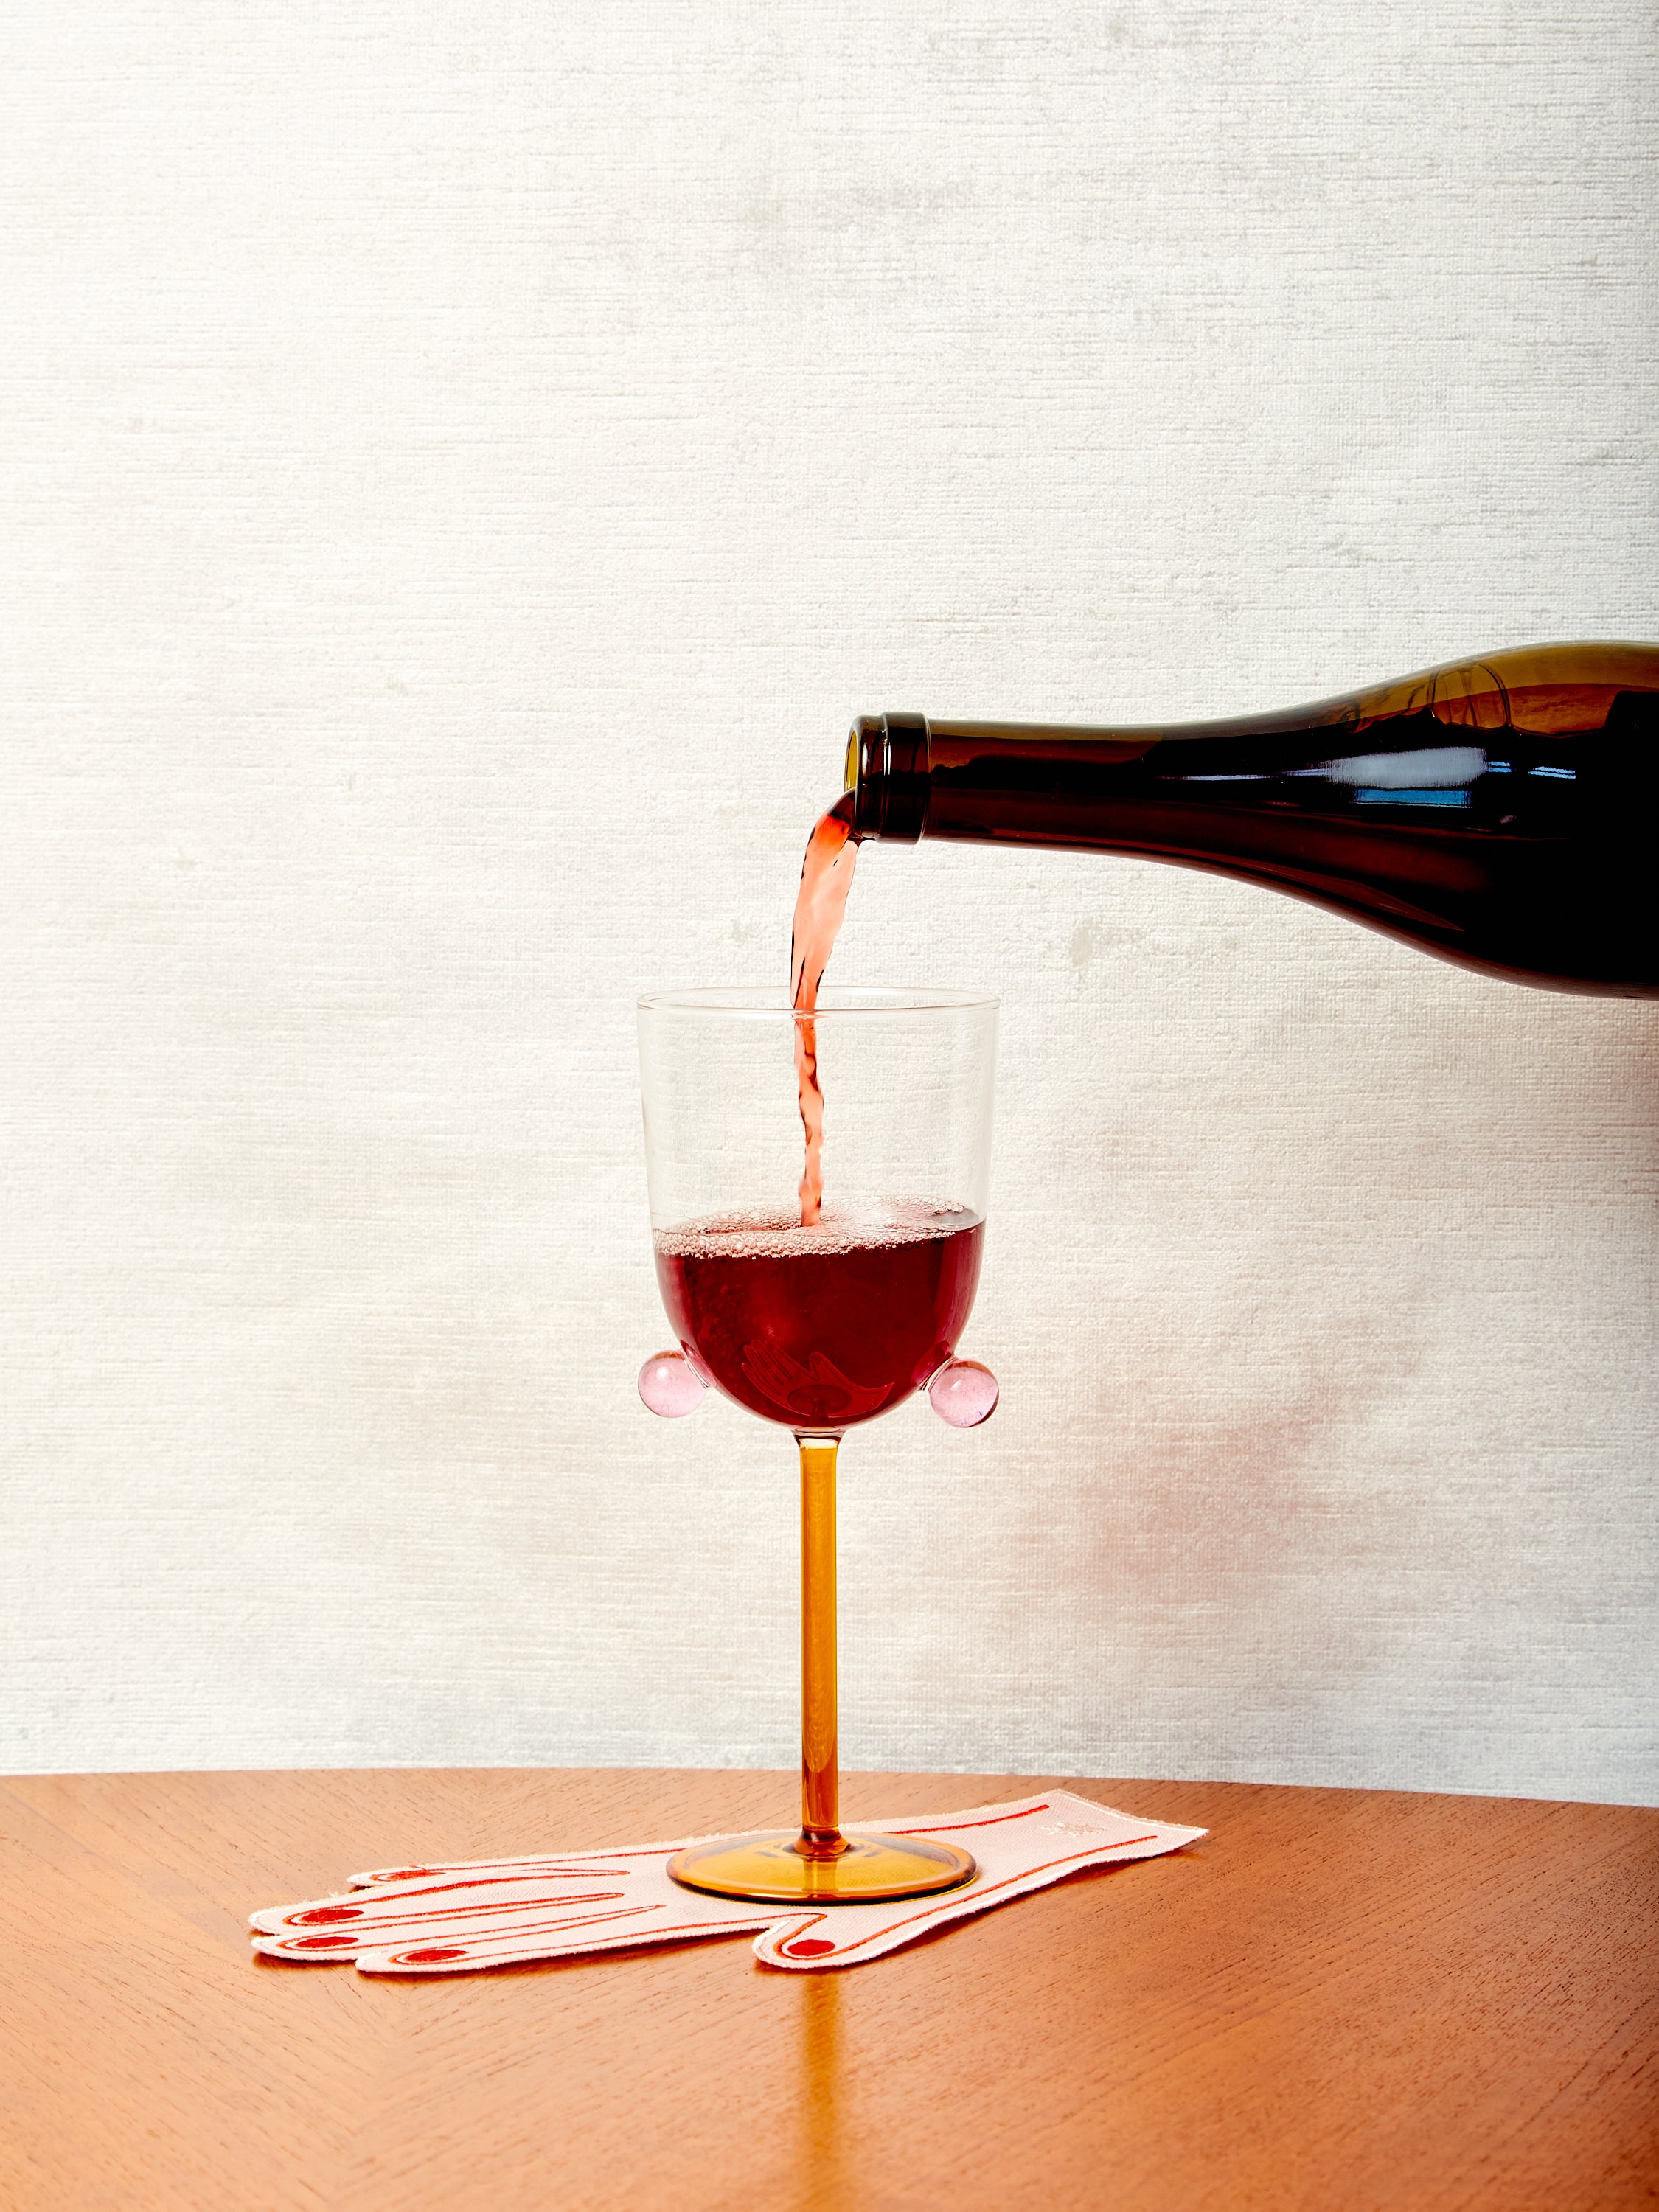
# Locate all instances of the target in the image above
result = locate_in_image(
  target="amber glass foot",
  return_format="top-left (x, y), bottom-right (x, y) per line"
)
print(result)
top-left (669, 1830), bottom-right (975, 1905)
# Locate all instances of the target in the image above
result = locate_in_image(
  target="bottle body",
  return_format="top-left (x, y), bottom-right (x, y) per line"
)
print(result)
top-left (845, 643), bottom-right (1659, 995)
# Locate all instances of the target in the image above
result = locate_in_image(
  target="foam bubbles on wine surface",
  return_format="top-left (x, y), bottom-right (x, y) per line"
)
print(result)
top-left (655, 1197), bottom-right (978, 1264)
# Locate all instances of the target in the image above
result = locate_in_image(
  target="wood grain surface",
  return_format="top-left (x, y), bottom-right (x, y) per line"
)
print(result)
top-left (0, 1768), bottom-right (1653, 2210)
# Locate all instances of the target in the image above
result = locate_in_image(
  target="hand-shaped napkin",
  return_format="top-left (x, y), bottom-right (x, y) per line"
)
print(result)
top-left (251, 1790), bottom-right (1205, 1975)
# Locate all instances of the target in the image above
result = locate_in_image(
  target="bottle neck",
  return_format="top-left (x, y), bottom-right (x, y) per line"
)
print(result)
top-left (846, 711), bottom-right (1167, 845)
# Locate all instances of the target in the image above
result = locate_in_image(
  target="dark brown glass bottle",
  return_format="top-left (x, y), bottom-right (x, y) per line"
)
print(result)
top-left (844, 642), bottom-right (1659, 995)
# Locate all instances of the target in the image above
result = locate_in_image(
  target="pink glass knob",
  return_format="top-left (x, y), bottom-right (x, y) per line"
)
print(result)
top-left (927, 1357), bottom-right (999, 1428)
top-left (638, 1350), bottom-right (706, 1418)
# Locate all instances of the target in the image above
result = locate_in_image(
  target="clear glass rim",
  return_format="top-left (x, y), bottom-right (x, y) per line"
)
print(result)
top-left (638, 984), bottom-right (998, 1018)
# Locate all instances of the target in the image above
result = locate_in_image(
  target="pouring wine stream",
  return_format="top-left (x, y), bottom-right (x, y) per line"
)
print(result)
top-left (790, 794), bottom-right (859, 1226)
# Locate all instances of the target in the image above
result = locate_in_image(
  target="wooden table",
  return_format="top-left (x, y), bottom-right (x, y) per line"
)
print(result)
top-left (1, 1767), bottom-right (1653, 2208)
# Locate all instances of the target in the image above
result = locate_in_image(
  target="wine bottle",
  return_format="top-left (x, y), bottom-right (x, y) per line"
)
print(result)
top-left (843, 642), bottom-right (1659, 996)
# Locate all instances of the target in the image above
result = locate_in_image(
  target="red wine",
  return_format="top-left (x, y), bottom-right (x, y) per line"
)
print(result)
top-left (789, 792), bottom-right (858, 1225)
top-left (655, 1201), bottom-right (984, 1429)
top-left (842, 643), bottom-right (1659, 995)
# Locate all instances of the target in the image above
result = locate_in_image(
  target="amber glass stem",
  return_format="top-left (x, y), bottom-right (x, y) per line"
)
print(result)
top-left (796, 1433), bottom-right (843, 1857)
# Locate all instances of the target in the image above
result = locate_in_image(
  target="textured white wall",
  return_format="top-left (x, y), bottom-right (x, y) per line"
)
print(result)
top-left (4, 1), bottom-right (1655, 1803)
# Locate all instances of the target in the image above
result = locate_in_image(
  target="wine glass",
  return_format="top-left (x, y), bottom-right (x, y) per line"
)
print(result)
top-left (636, 986), bottom-right (999, 1904)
